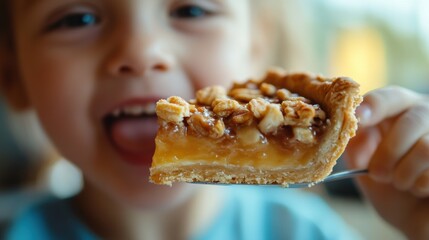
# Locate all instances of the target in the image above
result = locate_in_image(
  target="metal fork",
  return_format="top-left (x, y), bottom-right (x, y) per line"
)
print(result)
top-left (191, 169), bottom-right (368, 188)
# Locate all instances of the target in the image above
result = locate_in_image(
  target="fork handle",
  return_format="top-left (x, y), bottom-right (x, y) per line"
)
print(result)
top-left (323, 169), bottom-right (369, 183)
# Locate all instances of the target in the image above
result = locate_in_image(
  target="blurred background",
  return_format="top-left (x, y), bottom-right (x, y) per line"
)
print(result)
top-left (1, 0), bottom-right (428, 239)
top-left (313, 0), bottom-right (429, 93)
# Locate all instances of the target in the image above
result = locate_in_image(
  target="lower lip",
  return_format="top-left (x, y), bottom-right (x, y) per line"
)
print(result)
top-left (116, 150), bottom-right (154, 166)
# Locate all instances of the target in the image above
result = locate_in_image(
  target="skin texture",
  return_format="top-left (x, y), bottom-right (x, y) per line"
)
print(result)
top-left (1, 0), bottom-right (429, 239)
top-left (346, 87), bottom-right (429, 240)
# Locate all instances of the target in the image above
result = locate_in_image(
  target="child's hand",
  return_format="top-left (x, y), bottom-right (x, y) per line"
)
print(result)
top-left (344, 86), bottom-right (429, 240)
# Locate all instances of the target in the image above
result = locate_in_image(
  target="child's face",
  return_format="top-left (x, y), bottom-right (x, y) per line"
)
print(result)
top-left (10, 0), bottom-right (261, 206)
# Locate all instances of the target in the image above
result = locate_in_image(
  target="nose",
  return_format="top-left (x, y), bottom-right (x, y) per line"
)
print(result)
top-left (104, 28), bottom-right (174, 78)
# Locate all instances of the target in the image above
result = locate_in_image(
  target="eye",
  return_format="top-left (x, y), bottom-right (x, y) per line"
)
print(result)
top-left (47, 12), bottom-right (100, 31)
top-left (170, 5), bottom-right (212, 19)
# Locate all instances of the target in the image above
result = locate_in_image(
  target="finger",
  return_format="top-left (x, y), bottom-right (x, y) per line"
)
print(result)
top-left (357, 86), bottom-right (420, 127)
top-left (411, 170), bottom-right (429, 198)
top-left (393, 134), bottom-right (429, 190)
top-left (344, 126), bottom-right (381, 169)
top-left (369, 103), bottom-right (429, 182)
top-left (353, 174), bottom-right (415, 229)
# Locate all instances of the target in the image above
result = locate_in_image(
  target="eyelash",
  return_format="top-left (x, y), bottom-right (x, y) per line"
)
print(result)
top-left (46, 12), bottom-right (100, 31)
top-left (170, 4), bottom-right (213, 19)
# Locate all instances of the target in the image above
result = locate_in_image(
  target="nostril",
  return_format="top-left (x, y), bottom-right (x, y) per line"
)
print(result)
top-left (116, 63), bottom-right (167, 75)
top-left (153, 63), bottom-right (168, 72)
top-left (119, 66), bottom-right (133, 74)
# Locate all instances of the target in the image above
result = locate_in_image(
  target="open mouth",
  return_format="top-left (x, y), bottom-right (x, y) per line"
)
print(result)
top-left (103, 102), bottom-right (159, 165)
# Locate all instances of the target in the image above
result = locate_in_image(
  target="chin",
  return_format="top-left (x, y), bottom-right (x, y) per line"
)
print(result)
top-left (118, 182), bottom-right (196, 210)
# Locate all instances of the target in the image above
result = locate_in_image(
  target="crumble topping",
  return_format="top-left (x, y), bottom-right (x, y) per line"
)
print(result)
top-left (156, 73), bottom-right (329, 145)
top-left (196, 85), bottom-right (226, 105)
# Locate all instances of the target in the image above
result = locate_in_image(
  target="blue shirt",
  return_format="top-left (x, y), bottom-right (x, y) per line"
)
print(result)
top-left (6, 186), bottom-right (360, 240)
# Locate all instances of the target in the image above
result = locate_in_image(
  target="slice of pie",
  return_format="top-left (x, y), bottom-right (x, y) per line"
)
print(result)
top-left (150, 69), bottom-right (362, 186)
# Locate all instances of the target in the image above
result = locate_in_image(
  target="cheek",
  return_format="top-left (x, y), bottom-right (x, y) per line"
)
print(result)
top-left (182, 29), bottom-right (254, 89)
top-left (20, 50), bottom-right (97, 165)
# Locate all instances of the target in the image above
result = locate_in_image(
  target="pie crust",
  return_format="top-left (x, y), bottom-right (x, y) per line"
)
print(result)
top-left (150, 68), bottom-right (362, 186)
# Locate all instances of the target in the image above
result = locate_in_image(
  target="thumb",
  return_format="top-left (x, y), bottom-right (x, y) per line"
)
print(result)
top-left (344, 126), bottom-right (381, 169)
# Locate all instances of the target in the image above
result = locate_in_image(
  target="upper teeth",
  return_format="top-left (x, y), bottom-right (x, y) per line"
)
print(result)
top-left (110, 103), bottom-right (156, 117)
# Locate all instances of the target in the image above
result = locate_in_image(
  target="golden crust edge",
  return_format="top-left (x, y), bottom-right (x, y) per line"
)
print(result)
top-left (264, 68), bottom-right (362, 175)
top-left (150, 163), bottom-right (334, 186)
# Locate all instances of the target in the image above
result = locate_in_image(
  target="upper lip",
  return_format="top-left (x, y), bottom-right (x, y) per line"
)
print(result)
top-left (108, 102), bottom-right (157, 117)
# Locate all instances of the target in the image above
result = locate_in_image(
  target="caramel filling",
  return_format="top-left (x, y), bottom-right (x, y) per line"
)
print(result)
top-left (152, 121), bottom-right (329, 169)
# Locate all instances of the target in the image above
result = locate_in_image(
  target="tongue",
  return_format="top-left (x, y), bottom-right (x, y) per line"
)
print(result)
top-left (111, 117), bottom-right (158, 157)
